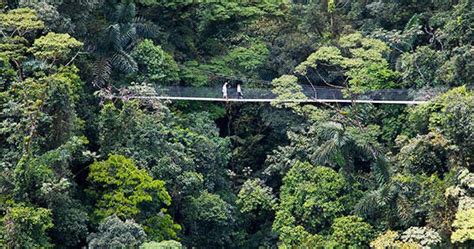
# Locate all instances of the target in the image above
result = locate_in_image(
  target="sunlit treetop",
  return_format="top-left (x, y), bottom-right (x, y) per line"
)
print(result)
top-left (294, 32), bottom-right (397, 93)
top-left (0, 8), bottom-right (44, 36)
top-left (29, 32), bottom-right (82, 62)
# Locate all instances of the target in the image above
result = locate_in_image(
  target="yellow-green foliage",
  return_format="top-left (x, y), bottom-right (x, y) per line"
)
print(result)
top-left (293, 33), bottom-right (397, 92)
top-left (271, 74), bottom-right (306, 106)
top-left (0, 8), bottom-right (44, 36)
top-left (2, 203), bottom-right (53, 248)
top-left (371, 230), bottom-right (400, 248)
top-left (0, 8), bottom-right (45, 63)
top-left (328, 0), bottom-right (336, 13)
top-left (330, 215), bottom-right (373, 247)
top-left (0, 36), bottom-right (29, 61)
top-left (87, 154), bottom-right (171, 219)
top-left (370, 230), bottom-right (422, 249)
top-left (273, 162), bottom-right (349, 246)
top-left (451, 209), bottom-right (474, 244)
top-left (140, 240), bottom-right (183, 249)
top-left (30, 33), bottom-right (82, 61)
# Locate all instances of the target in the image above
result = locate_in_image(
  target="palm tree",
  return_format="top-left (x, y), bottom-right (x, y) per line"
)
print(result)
top-left (312, 121), bottom-right (414, 226)
top-left (92, 0), bottom-right (158, 87)
top-left (353, 147), bottom-right (415, 228)
top-left (354, 176), bottom-right (418, 228)
top-left (312, 121), bottom-right (389, 182)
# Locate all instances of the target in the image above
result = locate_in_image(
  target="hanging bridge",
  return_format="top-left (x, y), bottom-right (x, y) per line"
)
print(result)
top-left (111, 86), bottom-right (445, 105)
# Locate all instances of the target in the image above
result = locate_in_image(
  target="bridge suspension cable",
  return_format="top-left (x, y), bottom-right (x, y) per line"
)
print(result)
top-left (108, 86), bottom-right (442, 105)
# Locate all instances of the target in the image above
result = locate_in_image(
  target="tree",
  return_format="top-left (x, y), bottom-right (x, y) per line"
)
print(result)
top-left (356, 173), bottom-right (450, 229)
top-left (0, 8), bottom-right (84, 170)
top-left (397, 46), bottom-right (448, 88)
top-left (0, 21), bottom-right (89, 246)
top-left (328, 215), bottom-right (373, 247)
top-left (407, 86), bottom-right (473, 166)
top-left (0, 54), bottom-right (16, 90)
top-left (91, 0), bottom-right (158, 87)
top-left (370, 230), bottom-right (422, 249)
top-left (0, 8), bottom-right (45, 79)
top-left (88, 155), bottom-right (171, 219)
top-left (451, 209), bottom-right (474, 245)
top-left (182, 191), bottom-right (235, 248)
top-left (48, 198), bottom-right (89, 248)
top-left (29, 32), bottom-right (82, 63)
top-left (2, 203), bottom-right (53, 248)
top-left (140, 240), bottom-right (182, 249)
top-left (98, 101), bottom-right (231, 193)
top-left (294, 33), bottom-right (398, 93)
top-left (1, 1), bottom-right (473, 248)
top-left (0, 8), bottom-right (44, 36)
top-left (88, 215), bottom-right (147, 249)
top-left (87, 154), bottom-right (180, 240)
top-left (440, 0), bottom-right (473, 47)
top-left (19, 2), bottom-right (74, 33)
top-left (211, 40), bottom-right (270, 77)
top-left (237, 178), bottom-right (277, 248)
top-left (313, 122), bottom-right (386, 177)
top-left (396, 132), bottom-right (450, 175)
top-left (400, 227), bottom-right (442, 248)
top-left (131, 39), bottom-right (179, 85)
top-left (4, 136), bottom-right (90, 248)
top-left (273, 161), bottom-right (359, 246)
top-left (237, 178), bottom-right (276, 214)
top-left (1, 66), bottom-right (84, 168)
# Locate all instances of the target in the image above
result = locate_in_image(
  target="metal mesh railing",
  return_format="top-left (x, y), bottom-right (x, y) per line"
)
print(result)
top-left (152, 85), bottom-right (446, 101)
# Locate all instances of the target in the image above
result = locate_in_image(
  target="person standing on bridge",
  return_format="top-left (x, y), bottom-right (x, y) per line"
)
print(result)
top-left (222, 81), bottom-right (229, 100)
top-left (237, 83), bottom-right (243, 99)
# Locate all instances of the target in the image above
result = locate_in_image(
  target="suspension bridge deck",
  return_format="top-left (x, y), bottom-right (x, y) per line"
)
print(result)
top-left (119, 96), bottom-right (428, 105)
top-left (111, 86), bottom-right (444, 105)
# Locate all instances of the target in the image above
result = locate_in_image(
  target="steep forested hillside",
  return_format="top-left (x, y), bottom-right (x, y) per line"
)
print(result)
top-left (0, 0), bottom-right (473, 248)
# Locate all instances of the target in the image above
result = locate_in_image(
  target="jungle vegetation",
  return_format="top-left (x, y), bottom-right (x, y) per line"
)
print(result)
top-left (0, 0), bottom-right (473, 248)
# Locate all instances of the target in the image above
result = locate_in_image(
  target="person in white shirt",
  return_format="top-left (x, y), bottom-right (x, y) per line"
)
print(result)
top-left (237, 83), bottom-right (243, 99)
top-left (222, 82), bottom-right (229, 100)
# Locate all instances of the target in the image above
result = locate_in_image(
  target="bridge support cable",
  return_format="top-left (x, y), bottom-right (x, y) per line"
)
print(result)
top-left (111, 96), bottom-right (428, 105)
top-left (106, 86), bottom-right (441, 105)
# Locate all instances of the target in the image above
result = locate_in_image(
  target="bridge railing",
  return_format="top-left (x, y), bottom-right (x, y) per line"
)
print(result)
top-left (152, 85), bottom-right (446, 101)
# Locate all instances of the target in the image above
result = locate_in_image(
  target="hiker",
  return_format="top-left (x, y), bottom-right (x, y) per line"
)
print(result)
top-left (237, 83), bottom-right (243, 99)
top-left (222, 81), bottom-right (229, 100)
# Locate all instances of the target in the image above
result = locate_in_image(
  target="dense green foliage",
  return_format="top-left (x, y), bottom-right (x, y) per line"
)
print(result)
top-left (0, 0), bottom-right (473, 248)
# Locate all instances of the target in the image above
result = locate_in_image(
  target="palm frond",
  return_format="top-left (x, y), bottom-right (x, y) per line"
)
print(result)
top-left (111, 50), bottom-right (138, 74)
top-left (379, 184), bottom-right (396, 206)
top-left (134, 17), bottom-right (160, 38)
top-left (93, 57), bottom-right (112, 87)
top-left (354, 174), bottom-right (374, 188)
top-left (319, 121), bottom-right (343, 140)
top-left (120, 1), bottom-right (136, 23)
top-left (313, 138), bottom-right (339, 165)
top-left (355, 189), bottom-right (382, 218)
top-left (396, 195), bottom-right (413, 225)
top-left (120, 24), bottom-right (137, 47)
top-left (372, 157), bottom-right (390, 186)
top-left (106, 24), bottom-right (123, 51)
top-left (103, 0), bottom-right (121, 21)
